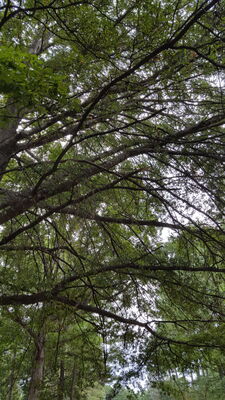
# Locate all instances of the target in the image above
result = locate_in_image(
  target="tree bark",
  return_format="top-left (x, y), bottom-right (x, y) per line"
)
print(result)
top-left (57, 360), bottom-right (65, 400)
top-left (218, 364), bottom-right (225, 380)
top-left (0, 101), bottom-right (19, 176)
top-left (70, 359), bottom-right (78, 400)
top-left (28, 332), bottom-right (45, 400)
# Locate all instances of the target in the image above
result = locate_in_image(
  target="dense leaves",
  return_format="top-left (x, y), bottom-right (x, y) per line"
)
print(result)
top-left (0, 0), bottom-right (225, 398)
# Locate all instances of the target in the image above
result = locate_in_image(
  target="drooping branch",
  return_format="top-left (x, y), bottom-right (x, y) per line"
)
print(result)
top-left (0, 259), bottom-right (224, 307)
top-left (0, 290), bottom-right (222, 348)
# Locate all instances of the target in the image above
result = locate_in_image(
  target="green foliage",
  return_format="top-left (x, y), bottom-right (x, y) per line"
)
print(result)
top-left (0, 0), bottom-right (225, 399)
top-left (0, 45), bottom-right (68, 108)
top-left (84, 383), bottom-right (106, 400)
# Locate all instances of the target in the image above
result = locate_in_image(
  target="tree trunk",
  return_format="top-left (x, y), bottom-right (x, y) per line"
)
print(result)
top-left (57, 360), bottom-right (65, 400)
top-left (0, 101), bottom-right (20, 176)
top-left (218, 364), bottom-right (225, 380)
top-left (28, 333), bottom-right (45, 400)
top-left (70, 359), bottom-right (78, 400)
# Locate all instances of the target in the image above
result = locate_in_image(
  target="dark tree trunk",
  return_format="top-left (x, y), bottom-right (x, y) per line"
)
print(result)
top-left (70, 359), bottom-right (78, 400)
top-left (0, 101), bottom-right (20, 176)
top-left (218, 364), bottom-right (225, 380)
top-left (57, 360), bottom-right (65, 400)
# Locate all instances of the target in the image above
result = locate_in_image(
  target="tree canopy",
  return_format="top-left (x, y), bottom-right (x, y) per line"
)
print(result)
top-left (0, 0), bottom-right (225, 398)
